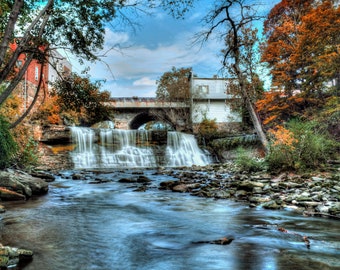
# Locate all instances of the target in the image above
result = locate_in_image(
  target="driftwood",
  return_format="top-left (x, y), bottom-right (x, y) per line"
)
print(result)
top-left (192, 237), bottom-right (234, 245)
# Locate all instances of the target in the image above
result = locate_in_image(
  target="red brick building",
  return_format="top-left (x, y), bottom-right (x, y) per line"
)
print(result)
top-left (9, 41), bottom-right (71, 113)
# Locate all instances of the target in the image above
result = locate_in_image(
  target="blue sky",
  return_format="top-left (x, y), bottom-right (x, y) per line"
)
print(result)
top-left (68, 0), bottom-right (280, 97)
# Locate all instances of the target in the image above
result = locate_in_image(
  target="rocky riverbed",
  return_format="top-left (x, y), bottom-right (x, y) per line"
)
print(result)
top-left (65, 162), bottom-right (340, 219)
top-left (154, 163), bottom-right (340, 219)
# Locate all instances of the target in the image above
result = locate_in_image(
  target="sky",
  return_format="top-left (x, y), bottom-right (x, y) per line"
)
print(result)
top-left (66, 0), bottom-right (280, 98)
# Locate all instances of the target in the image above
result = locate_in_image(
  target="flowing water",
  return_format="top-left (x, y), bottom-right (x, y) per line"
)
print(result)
top-left (0, 129), bottom-right (339, 269)
top-left (70, 127), bottom-right (212, 168)
top-left (0, 169), bottom-right (339, 270)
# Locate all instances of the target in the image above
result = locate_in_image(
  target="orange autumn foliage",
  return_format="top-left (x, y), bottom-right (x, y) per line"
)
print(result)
top-left (268, 125), bottom-right (298, 149)
top-left (33, 95), bottom-right (61, 125)
top-left (261, 0), bottom-right (339, 95)
top-left (255, 91), bottom-right (320, 128)
top-left (0, 93), bottom-right (25, 123)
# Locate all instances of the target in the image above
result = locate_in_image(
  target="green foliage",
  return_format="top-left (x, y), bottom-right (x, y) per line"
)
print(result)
top-left (156, 67), bottom-right (192, 102)
top-left (51, 73), bottom-right (114, 126)
top-left (0, 115), bottom-right (17, 168)
top-left (267, 120), bottom-right (337, 172)
top-left (210, 134), bottom-right (259, 150)
top-left (235, 147), bottom-right (265, 172)
top-left (16, 137), bottom-right (39, 169)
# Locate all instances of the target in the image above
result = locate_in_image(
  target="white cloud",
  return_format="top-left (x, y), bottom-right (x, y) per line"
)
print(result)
top-left (133, 77), bottom-right (156, 86)
top-left (104, 28), bottom-right (130, 46)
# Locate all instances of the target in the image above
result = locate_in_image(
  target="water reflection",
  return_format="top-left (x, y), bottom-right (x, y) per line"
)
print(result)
top-left (0, 170), bottom-right (339, 270)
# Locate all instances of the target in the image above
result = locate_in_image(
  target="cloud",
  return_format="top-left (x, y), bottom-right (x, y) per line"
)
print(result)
top-left (69, 1), bottom-right (279, 98)
top-left (104, 29), bottom-right (130, 47)
top-left (133, 77), bottom-right (156, 86)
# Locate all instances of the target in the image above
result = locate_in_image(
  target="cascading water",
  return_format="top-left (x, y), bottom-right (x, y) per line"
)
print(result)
top-left (71, 127), bottom-right (157, 168)
top-left (70, 127), bottom-right (211, 168)
top-left (166, 131), bottom-right (212, 167)
top-left (70, 127), bottom-right (97, 168)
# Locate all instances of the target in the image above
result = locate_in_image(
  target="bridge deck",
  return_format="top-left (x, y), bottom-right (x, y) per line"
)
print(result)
top-left (109, 97), bottom-right (189, 108)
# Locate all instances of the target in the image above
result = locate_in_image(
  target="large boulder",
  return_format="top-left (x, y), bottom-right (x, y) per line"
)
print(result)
top-left (0, 245), bottom-right (33, 268)
top-left (0, 170), bottom-right (49, 200)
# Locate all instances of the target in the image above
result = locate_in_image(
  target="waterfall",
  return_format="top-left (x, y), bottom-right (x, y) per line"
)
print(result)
top-left (166, 132), bottom-right (212, 167)
top-left (70, 127), bottom-right (97, 168)
top-left (70, 127), bottom-right (211, 168)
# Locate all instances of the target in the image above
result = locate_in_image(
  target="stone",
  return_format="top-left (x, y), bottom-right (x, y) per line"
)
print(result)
top-left (0, 246), bottom-right (33, 268)
top-left (118, 178), bottom-right (136, 183)
top-left (238, 180), bottom-right (264, 191)
top-left (249, 196), bottom-right (270, 203)
top-left (328, 202), bottom-right (340, 215)
top-left (262, 200), bottom-right (281, 210)
top-left (72, 173), bottom-right (83, 180)
top-left (0, 188), bottom-right (26, 201)
top-left (296, 201), bottom-right (321, 207)
top-left (0, 170), bottom-right (49, 199)
top-left (213, 190), bottom-right (231, 199)
top-left (316, 205), bottom-right (329, 213)
top-left (172, 183), bottom-right (200, 193)
top-left (137, 176), bottom-right (151, 183)
top-left (159, 180), bottom-right (178, 190)
top-left (235, 190), bottom-right (247, 197)
top-left (253, 187), bottom-right (263, 194)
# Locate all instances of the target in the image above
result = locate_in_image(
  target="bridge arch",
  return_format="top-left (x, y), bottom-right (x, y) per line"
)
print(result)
top-left (129, 111), bottom-right (174, 130)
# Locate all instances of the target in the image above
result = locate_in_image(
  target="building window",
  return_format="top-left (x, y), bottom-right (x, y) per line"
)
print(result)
top-left (57, 63), bottom-right (63, 72)
top-left (198, 85), bottom-right (209, 94)
top-left (35, 66), bottom-right (39, 80)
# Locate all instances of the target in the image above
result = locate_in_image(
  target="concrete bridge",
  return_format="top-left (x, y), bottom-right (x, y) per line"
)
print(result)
top-left (109, 97), bottom-right (190, 130)
top-left (108, 75), bottom-right (242, 131)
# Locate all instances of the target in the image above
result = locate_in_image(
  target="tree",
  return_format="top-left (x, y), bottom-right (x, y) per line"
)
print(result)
top-left (51, 73), bottom-right (114, 126)
top-left (198, 0), bottom-right (269, 152)
top-left (156, 66), bottom-right (191, 101)
top-left (293, 1), bottom-right (340, 95)
top-left (155, 66), bottom-right (192, 131)
top-left (0, 0), bottom-right (146, 127)
top-left (224, 26), bottom-right (265, 126)
top-left (261, 0), bottom-right (340, 96)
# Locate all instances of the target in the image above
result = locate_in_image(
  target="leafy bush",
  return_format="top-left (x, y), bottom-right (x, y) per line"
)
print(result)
top-left (0, 115), bottom-right (17, 168)
top-left (16, 137), bottom-right (39, 169)
top-left (198, 118), bottom-right (218, 135)
top-left (267, 120), bottom-right (337, 172)
top-left (9, 124), bottom-right (40, 169)
top-left (235, 147), bottom-right (265, 172)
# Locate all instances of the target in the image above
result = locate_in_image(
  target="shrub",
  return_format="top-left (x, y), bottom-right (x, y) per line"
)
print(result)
top-left (198, 118), bottom-right (218, 134)
top-left (10, 124), bottom-right (40, 169)
top-left (266, 119), bottom-right (337, 172)
top-left (0, 115), bottom-right (17, 168)
top-left (235, 147), bottom-right (265, 172)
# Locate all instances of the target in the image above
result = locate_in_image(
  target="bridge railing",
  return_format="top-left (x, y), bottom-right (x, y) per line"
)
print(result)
top-left (107, 97), bottom-right (189, 108)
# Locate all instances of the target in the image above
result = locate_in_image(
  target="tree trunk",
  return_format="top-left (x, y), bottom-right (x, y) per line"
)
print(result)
top-left (0, 0), bottom-right (24, 66)
top-left (225, 4), bottom-right (269, 153)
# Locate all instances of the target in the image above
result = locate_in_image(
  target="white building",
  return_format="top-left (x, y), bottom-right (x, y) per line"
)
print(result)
top-left (48, 50), bottom-right (72, 88)
top-left (189, 74), bottom-right (242, 130)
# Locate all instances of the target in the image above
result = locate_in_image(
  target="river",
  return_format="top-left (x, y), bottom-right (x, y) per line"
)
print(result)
top-left (0, 169), bottom-right (339, 270)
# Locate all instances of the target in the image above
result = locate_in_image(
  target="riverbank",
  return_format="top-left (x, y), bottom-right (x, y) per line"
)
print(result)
top-left (0, 169), bottom-right (53, 268)
top-left (155, 162), bottom-right (340, 219)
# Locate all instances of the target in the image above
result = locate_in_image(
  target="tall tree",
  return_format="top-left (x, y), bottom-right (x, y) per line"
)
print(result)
top-left (198, 0), bottom-right (269, 152)
top-left (261, 0), bottom-right (314, 95)
top-left (293, 1), bottom-right (340, 95)
top-left (0, 0), bottom-right (150, 127)
top-left (155, 66), bottom-right (192, 131)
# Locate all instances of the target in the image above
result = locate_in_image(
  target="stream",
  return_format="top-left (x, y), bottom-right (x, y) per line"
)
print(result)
top-left (0, 169), bottom-right (339, 270)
